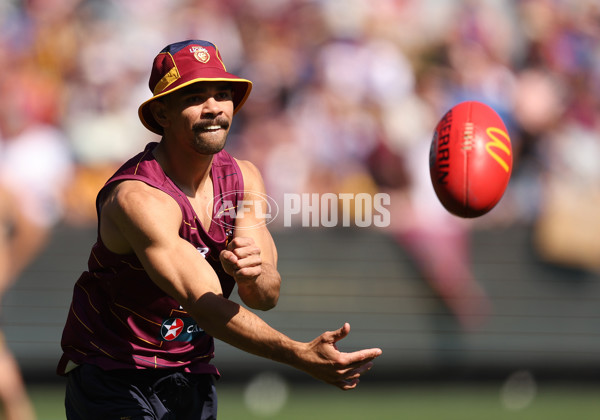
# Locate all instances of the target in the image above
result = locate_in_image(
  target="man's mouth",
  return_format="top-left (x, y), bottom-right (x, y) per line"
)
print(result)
top-left (195, 120), bottom-right (229, 133)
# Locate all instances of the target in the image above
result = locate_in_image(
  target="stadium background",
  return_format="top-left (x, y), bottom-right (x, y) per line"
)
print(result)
top-left (2, 0), bottom-right (600, 418)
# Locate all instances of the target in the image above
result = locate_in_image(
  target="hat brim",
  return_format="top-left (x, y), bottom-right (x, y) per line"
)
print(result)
top-left (138, 72), bottom-right (252, 135)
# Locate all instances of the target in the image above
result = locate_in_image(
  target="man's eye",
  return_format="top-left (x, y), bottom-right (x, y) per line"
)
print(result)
top-left (216, 91), bottom-right (233, 100)
top-left (187, 95), bottom-right (204, 103)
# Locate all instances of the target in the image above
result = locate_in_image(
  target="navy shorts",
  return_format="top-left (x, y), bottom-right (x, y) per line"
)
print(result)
top-left (65, 364), bottom-right (218, 420)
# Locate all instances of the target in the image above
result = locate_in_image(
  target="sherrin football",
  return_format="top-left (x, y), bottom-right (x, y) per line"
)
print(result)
top-left (429, 101), bottom-right (512, 218)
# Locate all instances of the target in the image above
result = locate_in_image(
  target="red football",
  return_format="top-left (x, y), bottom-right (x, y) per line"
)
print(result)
top-left (429, 101), bottom-right (512, 218)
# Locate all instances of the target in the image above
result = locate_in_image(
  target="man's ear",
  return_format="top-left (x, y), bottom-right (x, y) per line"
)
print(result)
top-left (149, 100), bottom-right (169, 129)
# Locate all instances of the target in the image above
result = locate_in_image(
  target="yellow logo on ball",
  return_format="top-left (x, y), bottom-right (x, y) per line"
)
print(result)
top-left (485, 127), bottom-right (511, 172)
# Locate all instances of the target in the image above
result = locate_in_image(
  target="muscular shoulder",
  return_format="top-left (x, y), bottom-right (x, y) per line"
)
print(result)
top-left (235, 159), bottom-right (266, 194)
top-left (100, 180), bottom-right (181, 254)
top-left (103, 180), bottom-right (178, 217)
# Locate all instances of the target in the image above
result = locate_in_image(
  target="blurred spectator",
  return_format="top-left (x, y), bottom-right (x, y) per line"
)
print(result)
top-left (1, 0), bottom-right (599, 330)
top-left (0, 69), bottom-right (73, 275)
top-left (0, 187), bottom-right (37, 420)
top-left (0, 67), bottom-right (73, 418)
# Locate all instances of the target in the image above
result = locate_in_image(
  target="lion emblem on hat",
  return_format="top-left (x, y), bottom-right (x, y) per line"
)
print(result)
top-left (190, 46), bottom-right (210, 63)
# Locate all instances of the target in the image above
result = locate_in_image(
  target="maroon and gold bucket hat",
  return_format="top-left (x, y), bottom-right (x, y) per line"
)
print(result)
top-left (138, 40), bottom-right (253, 134)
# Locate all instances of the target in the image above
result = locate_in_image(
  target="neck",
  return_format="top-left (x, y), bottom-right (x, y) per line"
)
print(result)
top-left (152, 139), bottom-right (214, 197)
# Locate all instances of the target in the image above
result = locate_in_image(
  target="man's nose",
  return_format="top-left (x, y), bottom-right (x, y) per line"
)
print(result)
top-left (201, 96), bottom-right (223, 116)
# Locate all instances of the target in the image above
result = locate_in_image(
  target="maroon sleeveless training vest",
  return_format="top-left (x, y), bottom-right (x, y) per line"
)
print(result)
top-left (57, 142), bottom-right (243, 375)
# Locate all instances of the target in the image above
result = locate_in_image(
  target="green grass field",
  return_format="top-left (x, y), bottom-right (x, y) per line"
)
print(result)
top-left (25, 381), bottom-right (600, 420)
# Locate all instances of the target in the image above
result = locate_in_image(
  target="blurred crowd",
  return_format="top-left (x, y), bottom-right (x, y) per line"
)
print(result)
top-left (0, 0), bottom-right (598, 221)
top-left (1, 0), bottom-right (600, 314)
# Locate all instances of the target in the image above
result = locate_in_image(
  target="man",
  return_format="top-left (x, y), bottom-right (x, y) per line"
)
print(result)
top-left (58, 40), bottom-right (382, 419)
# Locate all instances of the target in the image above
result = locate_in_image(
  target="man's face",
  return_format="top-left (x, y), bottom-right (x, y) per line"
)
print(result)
top-left (161, 81), bottom-right (235, 155)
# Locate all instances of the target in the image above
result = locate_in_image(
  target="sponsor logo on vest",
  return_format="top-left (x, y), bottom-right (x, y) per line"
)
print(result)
top-left (160, 317), bottom-right (205, 342)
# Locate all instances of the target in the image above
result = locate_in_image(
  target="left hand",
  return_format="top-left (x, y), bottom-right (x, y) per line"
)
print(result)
top-left (219, 237), bottom-right (262, 284)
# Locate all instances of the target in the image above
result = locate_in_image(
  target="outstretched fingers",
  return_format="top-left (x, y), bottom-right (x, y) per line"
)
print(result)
top-left (330, 349), bottom-right (381, 390)
top-left (326, 322), bottom-right (351, 346)
top-left (341, 347), bottom-right (383, 367)
top-left (336, 378), bottom-right (361, 390)
top-left (337, 358), bottom-right (376, 379)
top-left (333, 362), bottom-right (378, 390)
top-left (310, 323), bottom-right (382, 390)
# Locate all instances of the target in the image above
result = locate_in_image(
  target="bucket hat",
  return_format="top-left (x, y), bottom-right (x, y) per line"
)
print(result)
top-left (138, 40), bottom-right (253, 134)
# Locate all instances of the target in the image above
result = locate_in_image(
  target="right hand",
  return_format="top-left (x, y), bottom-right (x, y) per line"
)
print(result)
top-left (301, 323), bottom-right (382, 390)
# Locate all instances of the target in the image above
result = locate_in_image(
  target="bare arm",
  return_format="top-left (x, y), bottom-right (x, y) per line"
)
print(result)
top-left (0, 187), bottom-right (51, 294)
top-left (100, 180), bottom-right (381, 390)
top-left (219, 159), bottom-right (281, 310)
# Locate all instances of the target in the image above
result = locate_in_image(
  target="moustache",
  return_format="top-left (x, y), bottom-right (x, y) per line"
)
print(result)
top-left (193, 117), bottom-right (230, 131)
